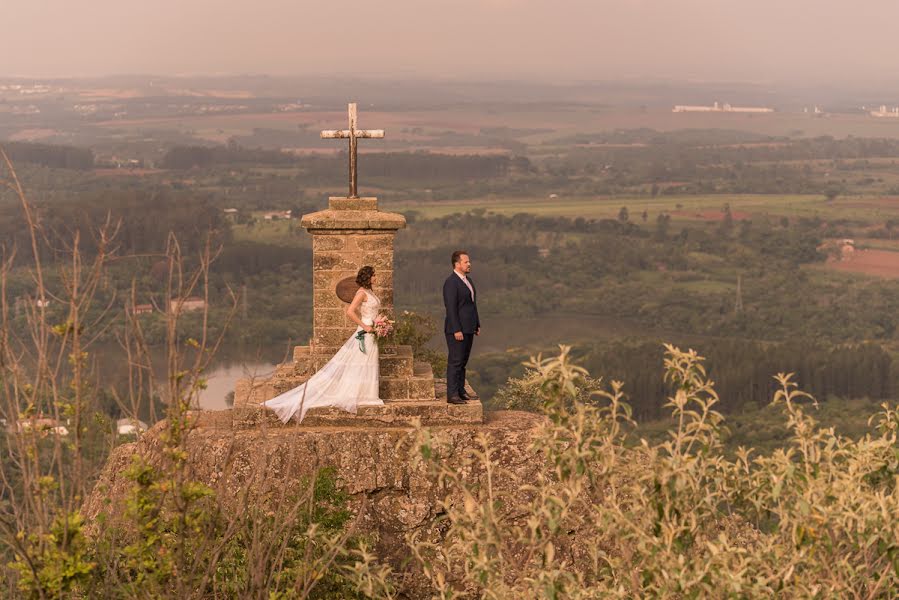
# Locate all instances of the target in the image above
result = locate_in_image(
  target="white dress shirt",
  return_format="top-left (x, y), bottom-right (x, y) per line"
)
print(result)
top-left (455, 271), bottom-right (474, 301)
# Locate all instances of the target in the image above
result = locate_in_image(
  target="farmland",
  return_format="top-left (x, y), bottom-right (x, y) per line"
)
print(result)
top-left (384, 193), bottom-right (835, 220)
top-left (823, 247), bottom-right (899, 278)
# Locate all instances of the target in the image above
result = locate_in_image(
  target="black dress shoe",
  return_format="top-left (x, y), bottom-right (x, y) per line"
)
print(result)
top-left (459, 392), bottom-right (472, 401)
top-left (447, 396), bottom-right (466, 405)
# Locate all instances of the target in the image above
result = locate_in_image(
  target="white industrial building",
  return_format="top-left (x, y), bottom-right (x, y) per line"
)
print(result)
top-left (673, 101), bottom-right (774, 114)
top-left (870, 105), bottom-right (899, 118)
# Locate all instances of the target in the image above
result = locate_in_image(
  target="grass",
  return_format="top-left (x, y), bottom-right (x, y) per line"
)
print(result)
top-left (384, 194), bottom-right (838, 220)
top-left (232, 218), bottom-right (306, 246)
top-left (235, 193), bottom-right (899, 249)
top-left (856, 237), bottom-right (899, 251)
top-left (92, 106), bottom-right (899, 142)
top-left (386, 193), bottom-right (899, 224)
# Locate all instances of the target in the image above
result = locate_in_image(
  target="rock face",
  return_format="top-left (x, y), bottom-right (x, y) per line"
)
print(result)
top-left (82, 408), bottom-right (544, 588)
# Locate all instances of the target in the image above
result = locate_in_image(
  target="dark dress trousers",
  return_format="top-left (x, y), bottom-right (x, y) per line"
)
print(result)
top-left (443, 273), bottom-right (480, 399)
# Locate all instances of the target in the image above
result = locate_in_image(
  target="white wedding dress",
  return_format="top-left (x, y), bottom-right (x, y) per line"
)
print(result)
top-left (263, 289), bottom-right (384, 423)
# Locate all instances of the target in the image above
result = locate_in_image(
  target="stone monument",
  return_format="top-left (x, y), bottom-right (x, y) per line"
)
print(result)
top-left (234, 103), bottom-right (482, 426)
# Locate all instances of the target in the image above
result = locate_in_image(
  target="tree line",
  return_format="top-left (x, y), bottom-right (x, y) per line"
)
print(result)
top-left (0, 188), bottom-right (229, 264)
top-left (582, 338), bottom-right (894, 421)
top-left (1, 141), bottom-right (94, 170)
top-left (160, 143), bottom-right (519, 181)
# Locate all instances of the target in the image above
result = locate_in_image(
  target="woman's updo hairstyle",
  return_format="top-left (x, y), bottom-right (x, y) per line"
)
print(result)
top-left (355, 265), bottom-right (375, 290)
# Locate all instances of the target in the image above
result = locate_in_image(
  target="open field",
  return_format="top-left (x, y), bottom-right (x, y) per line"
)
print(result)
top-left (824, 248), bottom-right (899, 279)
top-left (87, 107), bottom-right (899, 145)
top-left (383, 193), bottom-right (899, 222)
top-left (8, 104), bottom-right (897, 160)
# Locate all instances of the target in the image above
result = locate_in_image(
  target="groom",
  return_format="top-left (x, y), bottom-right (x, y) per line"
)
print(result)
top-left (443, 250), bottom-right (480, 405)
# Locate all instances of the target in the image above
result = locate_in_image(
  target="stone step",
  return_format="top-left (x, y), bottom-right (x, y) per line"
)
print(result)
top-left (380, 353), bottom-right (413, 378)
top-left (434, 378), bottom-right (480, 401)
top-left (283, 344), bottom-right (414, 378)
top-left (275, 363), bottom-right (296, 378)
top-left (241, 367), bottom-right (435, 406)
top-left (295, 343), bottom-right (410, 360)
top-left (193, 399), bottom-right (483, 430)
top-left (413, 361), bottom-right (433, 378)
top-left (379, 365), bottom-right (435, 401)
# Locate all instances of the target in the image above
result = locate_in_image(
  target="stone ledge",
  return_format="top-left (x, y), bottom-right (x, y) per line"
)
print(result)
top-left (328, 196), bottom-right (378, 211)
top-left (193, 399), bottom-right (484, 430)
top-left (298, 344), bottom-right (406, 359)
top-left (301, 209), bottom-right (406, 231)
top-left (434, 378), bottom-right (480, 401)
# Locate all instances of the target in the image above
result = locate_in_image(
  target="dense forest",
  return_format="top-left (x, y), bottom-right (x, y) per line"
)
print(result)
top-left (474, 337), bottom-right (894, 422)
top-left (2, 141), bottom-right (94, 170)
top-left (153, 132), bottom-right (899, 198)
top-left (8, 129), bottom-right (899, 207)
top-left (160, 144), bottom-right (518, 181)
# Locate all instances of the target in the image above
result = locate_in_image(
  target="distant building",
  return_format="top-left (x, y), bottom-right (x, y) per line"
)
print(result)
top-left (263, 210), bottom-right (292, 220)
top-left (838, 239), bottom-right (856, 261)
top-left (116, 418), bottom-right (148, 436)
top-left (673, 101), bottom-right (774, 114)
top-left (169, 296), bottom-right (206, 314)
top-left (97, 156), bottom-right (144, 169)
top-left (818, 238), bottom-right (856, 261)
top-left (15, 418), bottom-right (69, 437)
top-left (870, 105), bottom-right (899, 118)
top-left (132, 303), bottom-right (153, 315)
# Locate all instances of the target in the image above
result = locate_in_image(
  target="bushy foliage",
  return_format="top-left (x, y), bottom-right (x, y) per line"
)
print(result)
top-left (482, 337), bottom-right (897, 421)
top-left (491, 367), bottom-right (603, 412)
top-left (405, 345), bottom-right (899, 597)
top-left (8, 512), bottom-right (95, 599)
top-left (392, 310), bottom-right (447, 376)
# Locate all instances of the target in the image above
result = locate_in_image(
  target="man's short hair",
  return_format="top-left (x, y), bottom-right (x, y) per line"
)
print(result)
top-left (451, 250), bottom-right (469, 266)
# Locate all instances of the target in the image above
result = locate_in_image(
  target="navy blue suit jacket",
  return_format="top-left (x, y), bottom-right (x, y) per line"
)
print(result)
top-left (443, 273), bottom-right (480, 335)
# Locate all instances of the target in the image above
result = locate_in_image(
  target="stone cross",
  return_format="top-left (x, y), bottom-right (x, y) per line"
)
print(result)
top-left (321, 103), bottom-right (385, 199)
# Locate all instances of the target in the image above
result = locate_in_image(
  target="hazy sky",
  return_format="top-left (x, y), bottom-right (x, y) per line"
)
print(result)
top-left (3, 0), bottom-right (898, 83)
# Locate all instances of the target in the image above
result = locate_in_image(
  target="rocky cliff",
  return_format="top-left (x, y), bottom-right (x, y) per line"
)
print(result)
top-left (82, 406), bottom-right (544, 590)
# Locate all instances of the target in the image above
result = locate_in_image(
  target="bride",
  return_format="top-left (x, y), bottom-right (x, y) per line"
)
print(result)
top-left (264, 265), bottom-right (384, 423)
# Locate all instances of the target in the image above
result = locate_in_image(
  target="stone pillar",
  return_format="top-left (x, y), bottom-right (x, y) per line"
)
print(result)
top-left (301, 197), bottom-right (405, 359)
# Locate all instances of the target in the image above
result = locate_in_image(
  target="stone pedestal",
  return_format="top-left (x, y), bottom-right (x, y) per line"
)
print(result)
top-left (233, 197), bottom-right (482, 426)
top-left (304, 197), bottom-right (404, 352)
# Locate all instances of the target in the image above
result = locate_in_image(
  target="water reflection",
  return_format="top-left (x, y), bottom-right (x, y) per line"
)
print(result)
top-left (199, 361), bottom-right (275, 410)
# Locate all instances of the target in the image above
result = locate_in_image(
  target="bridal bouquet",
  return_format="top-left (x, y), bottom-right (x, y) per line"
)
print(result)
top-left (372, 314), bottom-right (395, 339)
top-left (356, 315), bottom-right (395, 353)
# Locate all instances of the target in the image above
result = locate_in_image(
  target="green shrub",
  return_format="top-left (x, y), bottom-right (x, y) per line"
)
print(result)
top-left (492, 363), bottom-right (604, 412)
top-left (406, 345), bottom-right (899, 598)
top-left (392, 310), bottom-right (447, 376)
